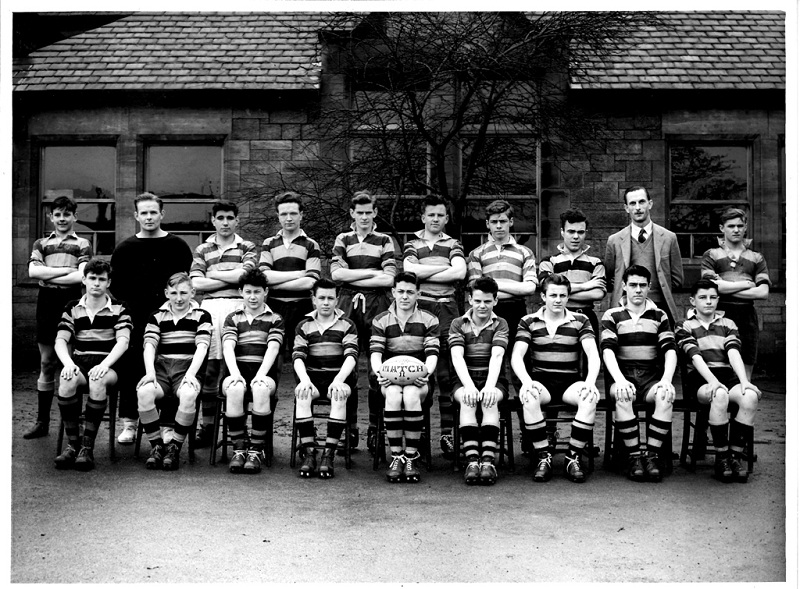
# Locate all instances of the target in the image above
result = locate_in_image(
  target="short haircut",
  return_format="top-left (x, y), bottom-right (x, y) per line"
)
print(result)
top-left (50, 196), bottom-right (77, 214)
top-left (275, 191), bottom-right (303, 212)
top-left (84, 258), bottom-right (111, 277)
top-left (394, 271), bottom-right (419, 288)
top-left (691, 278), bottom-right (720, 297)
top-left (212, 200), bottom-right (239, 217)
top-left (622, 264), bottom-right (651, 284)
top-left (720, 207), bottom-right (747, 225)
top-left (469, 277), bottom-right (499, 297)
top-left (623, 186), bottom-right (650, 203)
top-left (311, 277), bottom-right (339, 296)
top-left (560, 207), bottom-right (588, 229)
top-left (350, 190), bottom-right (376, 210)
top-left (485, 199), bottom-right (513, 219)
top-left (239, 267), bottom-right (268, 290)
top-left (540, 273), bottom-right (571, 295)
top-left (135, 192), bottom-right (163, 212)
top-left (421, 194), bottom-right (448, 214)
top-left (166, 272), bottom-right (192, 289)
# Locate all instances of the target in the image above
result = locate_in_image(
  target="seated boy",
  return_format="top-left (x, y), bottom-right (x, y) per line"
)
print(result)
top-left (137, 272), bottom-right (212, 471)
top-left (370, 272), bottom-right (439, 483)
top-left (53, 259), bottom-right (131, 470)
top-left (221, 268), bottom-right (284, 474)
top-left (675, 279), bottom-right (761, 483)
top-left (293, 278), bottom-right (359, 478)
top-left (511, 274), bottom-right (601, 483)
top-left (449, 277), bottom-right (509, 485)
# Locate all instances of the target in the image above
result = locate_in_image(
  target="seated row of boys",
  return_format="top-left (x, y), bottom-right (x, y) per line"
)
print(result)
top-left (52, 259), bottom-right (760, 487)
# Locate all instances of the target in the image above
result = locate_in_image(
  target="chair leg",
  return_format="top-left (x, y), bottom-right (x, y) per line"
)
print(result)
top-left (108, 389), bottom-right (118, 461)
top-left (289, 403), bottom-right (299, 468)
top-left (505, 410), bottom-right (515, 472)
top-left (209, 397), bottom-right (223, 466)
top-left (133, 422), bottom-right (143, 459)
top-left (452, 419), bottom-right (461, 472)
top-left (56, 420), bottom-right (65, 455)
top-left (603, 409), bottom-right (614, 470)
top-left (373, 412), bottom-right (384, 471)
top-left (344, 409), bottom-right (352, 469)
top-left (265, 412), bottom-right (274, 468)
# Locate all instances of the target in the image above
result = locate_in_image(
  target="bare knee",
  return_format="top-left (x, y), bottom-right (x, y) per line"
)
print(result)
top-left (383, 385), bottom-right (403, 410)
top-left (137, 384), bottom-right (158, 410)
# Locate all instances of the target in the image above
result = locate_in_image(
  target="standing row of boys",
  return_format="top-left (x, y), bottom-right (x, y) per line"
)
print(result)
top-left (28, 187), bottom-right (769, 485)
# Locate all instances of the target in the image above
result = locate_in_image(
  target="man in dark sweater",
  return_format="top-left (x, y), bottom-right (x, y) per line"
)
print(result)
top-left (110, 193), bottom-right (193, 444)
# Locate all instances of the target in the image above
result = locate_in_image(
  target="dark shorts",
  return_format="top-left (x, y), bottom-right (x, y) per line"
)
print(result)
top-left (73, 353), bottom-right (111, 382)
top-left (225, 361), bottom-right (280, 399)
top-left (37, 286), bottom-right (82, 345)
top-left (619, 365), bottom-right (662, 403)
top-left (154, 357), bottom-right (198, 396)
top-left (718, 302), bottom-right (759, 365)
top-left (296, 371), bottom-right (359, 399)
top-left (530, 373), bottom-right (582, 404)
top-left (685, 367), bottom-right (738, 401)
top-left (451, 375), bottom-right (509, 401)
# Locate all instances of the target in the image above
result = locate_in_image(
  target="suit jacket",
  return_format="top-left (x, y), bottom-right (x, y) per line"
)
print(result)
top-left (604, 223), bottom-right (684, 321)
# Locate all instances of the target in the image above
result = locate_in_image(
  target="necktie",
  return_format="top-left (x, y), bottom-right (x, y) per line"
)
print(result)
top-left (638, 228), bottom-right (646, 243)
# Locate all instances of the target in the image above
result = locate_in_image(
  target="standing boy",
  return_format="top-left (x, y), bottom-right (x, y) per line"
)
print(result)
top-left (53, 259), bottom-right (131, 470)
top-left (403, 194), bottom-right (467, 458)
top-left (293, 278), bottom-right (359, 478)
top-left (26, 195), bottom-right (92, 439)
top-left (191, 201), bottom-right (258, 446)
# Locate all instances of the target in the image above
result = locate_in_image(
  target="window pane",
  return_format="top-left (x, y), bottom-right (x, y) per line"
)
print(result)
top-left (670, 202), bottom-right (749, 234)
top-left (146, 146), bottom-right (221, 197)
top-left (462, 136), bottom-right (537, 195)
top-left (42, 146), bottom-right (115, 200)
top-left (159, 202), bottom-right (214, 232)
top-left (670, 145), bottom-right (748, 202)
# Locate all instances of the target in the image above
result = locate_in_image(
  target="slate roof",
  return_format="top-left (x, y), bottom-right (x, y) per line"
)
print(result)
top-left (570, 11), bottom-right (785, 90)
top-left (13, 12), bottom-right (323, 92)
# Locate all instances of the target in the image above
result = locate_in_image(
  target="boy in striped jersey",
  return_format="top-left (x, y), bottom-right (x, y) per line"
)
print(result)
top-left (332, 191), bottom-right (397, 452)
top-left (403, 195), bottom-right (467, 460)
top-left (292, 278), bottom-right (359, 478)
top-left (221, 269), bottom-right (284, 474)
top-left (53, 259), bottom-right (131, 470)
top-left (370, 272), bottom-right (439, 483)
top-left (136, 273), bottom-right (212, 471)
top-left (675, 279), bottom-right (761, 483)
top-left (600, 265), bottom-right (677, 482)
top-left (511, 274), bottom-right (601, 483)
top-left (191, 201), bottom-right (258, 447)
top-left (449, 277), bottom-right (509, 485)
top-left (26, 195), bottom-right (93, 439)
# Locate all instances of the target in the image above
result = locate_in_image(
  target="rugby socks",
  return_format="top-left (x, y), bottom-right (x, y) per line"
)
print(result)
top-left (140, 407), bottom-right (162, 446)
top-left (171, 407), bottom-right (195, 447)
top-left (36, 379), bottom-right (55, 423)
top-left (709, 420), bottom-right (730, 455)
top-left (250, 411), bottom-right (270, 451)
top-left (226, 414), bottom-right (248, 448)
top-left (646, 418), bottom-right (671, 453)
top-left (729, 419), bottom-right (753, 457)
top-left (616, 418), bottom-right (640, 455)
top-left (384, 410), bottom-right (403, 455)
top-left (82, 397), bottom-right (108, 445)
top-left (403, 410), bottom-right (424, 456)
top-left (524, 418), bottom-right (549, 452)
top-left (568, 418), bottom-right (593, 455)
top-left (325, 417), bottom-right (347, 451)
top-left (479, 423), bottom-right (500, 462)
top-left (460, 424), bottom-right (480, 462)
top-left (57, 394), bottom-right (82, 447)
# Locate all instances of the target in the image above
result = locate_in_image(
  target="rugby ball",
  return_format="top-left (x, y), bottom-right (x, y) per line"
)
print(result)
top-left (379, 355), bottom-right (428, 386)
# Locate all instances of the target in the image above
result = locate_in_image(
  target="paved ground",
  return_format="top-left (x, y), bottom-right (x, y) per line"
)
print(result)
top-left (10, 365), bottom-right (787, 583)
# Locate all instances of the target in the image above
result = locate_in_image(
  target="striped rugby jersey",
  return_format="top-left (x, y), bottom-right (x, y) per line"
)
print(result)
top-left (144, 300), bottom-right (213, 360)
top-left (190, 234), bottom-right (257, 299)
top-left (29, 232), bottom-right (92, 289)
top-left (448, 311), bottom-right (508, 382)
top-left (403, 230), bottom-right (465, 299)
top-left (515, 308), bottom-right (594, 375)
top-left (467, 235), bottom-right (537, 300)
top-left (537, 244), bottom-right (606, 306)
top-left (259, 230), bottom-right (322, 302)
top-left (292, 309), bottom-right (359, 375)
top-left (600, 300), bottom-right (676, 370)
top-left (370, 303), bottom-right (440, 362)
top-left (222, 305), bottom-right (285, 365)
top-left (675, 309), bottom-right (741, 373)
top-left (57, 295), bottom-right (132, 357)
top-left (701, 238), bottom-right (771, 304)
top-left (331, 225), bottom-right (397, 290)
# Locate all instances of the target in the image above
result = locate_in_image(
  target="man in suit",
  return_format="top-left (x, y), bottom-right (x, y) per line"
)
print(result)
top-left (604, 186), bottom-right (683, 326)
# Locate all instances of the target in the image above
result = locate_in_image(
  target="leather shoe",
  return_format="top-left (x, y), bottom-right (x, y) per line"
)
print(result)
top-left (23, 420), bottom-right (49, 439)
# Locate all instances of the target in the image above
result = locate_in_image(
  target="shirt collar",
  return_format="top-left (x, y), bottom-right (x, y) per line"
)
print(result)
top-left (276, 228), bottom-right (308, 240)
top-left (461, 308), bottom-right (499, 326)
top-left (531, 306), bottom-right (577, 325)
top-left (77, 294), bottom-right (114, 311)
top-left (388, 301), bottom-right (421, 320)
top-left (47, 231), bottom-right (79, 240)
top-left (686, 308), bottom-right (726, 321)
top-left (158, 299), bottom-right (200, 313)
top-left (413, 229), bottom-right (451, 242)
top-left (717, 236), bottom-right (753, 251)
top-left (630, 221), bottom-right (653, 237)
top-left (349, 222), bottom-right (380, 235)
top-left (618, 297), bottom-right (659, 312)
top-left (556, 243), bottom-right (590, 256)
top-left (305, 308), bottom-right (345, 321)
top-left (235, 302), bottom-right (274, 319)
top-left (486, 234), bottom-right (518, 246)
top-left (205, 233), bottom-right (245, 247)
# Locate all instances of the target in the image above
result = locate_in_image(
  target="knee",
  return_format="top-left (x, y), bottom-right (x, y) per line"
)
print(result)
top-left (177, 386), bottom-right (198, 411)
top-left (223, 380), bottom-right (245, 401)
top-left (710, 389), bottom-right (729, 410)
top-left (739, 390), bottom-right (759, 412)
top-left (383, 385), bottom-right (403, 409)
top-left (137, 385), bottom-right (157, 409)
top-left (87, 380), bottom-right (108, 401)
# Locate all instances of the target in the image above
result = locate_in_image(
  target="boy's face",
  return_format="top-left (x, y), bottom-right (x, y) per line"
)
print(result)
top-left (691, 288), bottom-right (720, 318)
top-left (541, 284), bottom-right (570, 314)
top-left (212, 209), bottom-right (238, 238)
top-left (720, 217), bottom-right (746, 244)
top-left (350, 203), bottom-right (377, 230)
top-left (240, 284), bottom-right (267, 311)
top-left (392, 280), bottom-right (418, 312)
top-left (135, 200), bottom-right (164, 233)
top-left (49, 207), bottom-right (77, 234)
top-left (165, 280), bottom-right (194, 312)
top-left (561, 220), bottom-right (587, 253)
top-left (421, 204), bottom-right (448, 235)
top-left (82, 271), bottom-right (110, 297)
top-left (312, 287), bottom-right (338, 317)
top-left (486, 212), bottom-right (512, 242)
top-left (468, 289), bottom-right (497, 321)
top-left (277, 202), bottom-right (302, 233)
top-left (623, 274), bottom-right (650, 306)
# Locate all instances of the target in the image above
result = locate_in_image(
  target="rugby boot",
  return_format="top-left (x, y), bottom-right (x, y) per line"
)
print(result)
top-left (146, 443), bottom-right (165, 470)
top-left (729, 454), bottom-right (749, 483)
top-left (318, 447), bottom-right (336, 479)
top-left (713, 454), bottom-right (734, 483)
top-left (74, 444), bottom-right (96, 472)
top-left (54, 444), bottom-right (77, 470)
top-left (643, 451), bottom-right (663, 482)
top-left (244, 448), bottom-right (265, 474)
top-left (404, 452), bottom-right (422, 483)
top-left (564, 452), bottom-right (587, 483)
top-left (532, 450), bottom-right (553, 482)
top-left (299, 448), bottom-right (317, 478)
top-left (229, 441), bottom-right (247, 474)
top-left (23, 420), bottom-right (49, 439)
top-left (161, 442), bottom-right (181, 471)
top-left (479, 459), bottom-right (498, 486)
top-left (626, 453), bottom-right (646, 482)
top-left (386, 454), bottom-right (406, 483)
top-left (463, 460), bottom-right (481, 485)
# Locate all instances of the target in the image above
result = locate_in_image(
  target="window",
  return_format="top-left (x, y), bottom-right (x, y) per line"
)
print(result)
top-left (143, 142), bottom-right (223, 250)
top-left (40, 144), bottom-right (117, 255)
top-left (667, 140), bottom-right (751, 259)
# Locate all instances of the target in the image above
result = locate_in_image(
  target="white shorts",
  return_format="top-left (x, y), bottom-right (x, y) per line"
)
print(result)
top-left (201, 297), bottom-right (242, 360)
